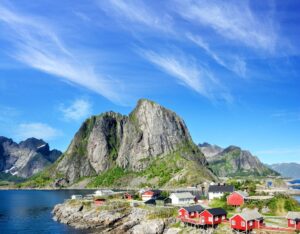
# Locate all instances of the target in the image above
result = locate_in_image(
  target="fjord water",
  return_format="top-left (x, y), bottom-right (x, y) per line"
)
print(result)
top-left (0, 190), bottom-right (93, 234)
top-left (292, 179), bottom-right (300, 204)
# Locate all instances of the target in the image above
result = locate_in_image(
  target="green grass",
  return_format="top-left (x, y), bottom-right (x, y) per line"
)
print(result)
top-left (141, 152), bottom-right (182, 187)
top-left (0, 172), bottom-right (25, 184)
top-left (210, 196), bottom-right (235, 212)
top-left (87, 167), bottom-right (129, 187)
top-left (18, 169), bottom-right (54, 188)
top-left (243, 194), bottom-right (300, 216)
top-left (147, 207), bottom-right (178, 219)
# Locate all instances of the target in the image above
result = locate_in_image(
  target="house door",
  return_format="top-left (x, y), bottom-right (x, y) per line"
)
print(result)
top-left (201, 217), bottom-right (205, 224)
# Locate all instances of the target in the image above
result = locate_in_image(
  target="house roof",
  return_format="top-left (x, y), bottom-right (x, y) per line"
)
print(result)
top-left (181, 205), bottom-right (204, 213)
top-left (205, 208), bottom-right (227, 216)
top-left (287, 212), bottom-right (300, 220)
top-left (156, 196), bottom-right (171, 201)
top-left (232, 209), bottom-right (263, 221)
top-left (143, 190), bottom-right (161, 195)
top-left (144, 198), bottom-right (156, 205)
top-left (208, 185), bottom-right (234, 193)
top-left (170, 192), bottom-right (195, 199)
top-left (234, 190), bottom-right (249, 198)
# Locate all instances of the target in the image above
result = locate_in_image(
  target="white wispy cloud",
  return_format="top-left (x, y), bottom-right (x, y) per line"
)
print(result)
top-left (15, 122), bottom-right (61, 141)
top-left (0, 3), bottom-right (124, 104)
top-left (174, 0), bottom-right (277, 52)
top-left (97, 0), bottom-right (173, 33)
top-left (98, 0), bottom-right (249, 81)
top-left (59, 99), bottom-right (92, 121)
top-left (187, 33), bottom-right (247, 77)
top-left (138, 48), bottom-right (232, 102)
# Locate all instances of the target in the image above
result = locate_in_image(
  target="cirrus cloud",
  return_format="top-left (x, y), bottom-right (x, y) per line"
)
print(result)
top-left (59, 99), bottom-right (92, 121)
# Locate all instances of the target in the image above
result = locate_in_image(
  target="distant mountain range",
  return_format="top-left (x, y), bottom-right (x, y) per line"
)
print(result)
top-left (199, 143), bottom-right (279, 177)
top-left (0, 137), bottom-right (61, 178)
top-left (1, 99), bottom-right (282, 188)
top-left (269, 163), bottom-right (300, 179)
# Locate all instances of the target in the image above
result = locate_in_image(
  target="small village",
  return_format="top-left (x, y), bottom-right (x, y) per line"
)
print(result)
top-left (67, 182), bottom-right (300, 233)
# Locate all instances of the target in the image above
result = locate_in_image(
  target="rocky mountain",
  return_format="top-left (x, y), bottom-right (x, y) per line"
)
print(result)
top-left (269, 163), bottom-right (300, 179)
top-left (36, 99), bottom-right (216, 188)
top-left (0, 137), bottom-right (61, 178)
top-left (198, 143), bottom-right (223, 159)
top-left (199, 143), bottom-right (278, 177)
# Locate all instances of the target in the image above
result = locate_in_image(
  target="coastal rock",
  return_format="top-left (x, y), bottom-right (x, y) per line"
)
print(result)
top-left (164, 228), bottom-right (181, 234)
top-left (52, 200), bottom-right (173, 233)
top-left (0, 137), bottom-right (61, 178)
top-left (131, 219), bottom-right (165, 234)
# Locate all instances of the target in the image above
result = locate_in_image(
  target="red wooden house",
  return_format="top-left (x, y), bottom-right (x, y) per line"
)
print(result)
top-left (94, 198), bottom-right (106, 206)
top-left (141, 190), bottom-right (161, 201)
top-left (230, 209), bottom-right (264, 232)
top-left (178, 205), bottom-right (204, 219)
top-left (123, 192), bottom-right (134, 200)
top-left (227, 191), bottom-right (248, 206)
top-left (287, 212), bottom-right (300, 230)
top-left (199, 208), bottom-right (227, 227)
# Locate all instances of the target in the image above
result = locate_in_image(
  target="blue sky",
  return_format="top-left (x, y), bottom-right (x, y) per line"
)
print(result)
top-left (0, 0), bottom-right (300, 164)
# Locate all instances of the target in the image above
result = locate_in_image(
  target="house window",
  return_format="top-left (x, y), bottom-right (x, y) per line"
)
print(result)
top-left (290, 220), bottom-right (295, 224)
top-left (208, 217), bottom-right (213, 222)
top-left (249, 221), bottom-right (253, 226)
top-left (215, 217), bottom-right (219, 221)
top-left (222, 215), bottom-right (225, 220)
top-left (231, 220), bottom-right (236, 225)
top-left (241, 221), bottom-right (245, 227)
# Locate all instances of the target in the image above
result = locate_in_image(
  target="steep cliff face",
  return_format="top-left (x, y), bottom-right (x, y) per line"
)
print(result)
top-left (0, 137), bottom-right (61, 178)
top-left (200, 144), bottom-right (278, 177)
top-left (54, 99), bottom-right (212, 185)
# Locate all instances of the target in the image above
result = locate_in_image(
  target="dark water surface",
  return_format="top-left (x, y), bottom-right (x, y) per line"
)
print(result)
top-left (0, 190), bottom-right (95, 234)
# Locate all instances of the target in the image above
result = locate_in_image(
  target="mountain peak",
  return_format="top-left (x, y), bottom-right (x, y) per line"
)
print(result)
top-left (223, 145), bottom-right (241, 152)
top-left (54, 99), bottom-right (212, 185)
top-left (19, 138), bottom-right (47, 150)
top-left (205, 144), bottom-right (278, 177)
top-left (0, 137), bottom-right (61, 178)
top-left (133, 99), bottom-right (170, 115)
top-left (199, 142), bottom-right (211, 147)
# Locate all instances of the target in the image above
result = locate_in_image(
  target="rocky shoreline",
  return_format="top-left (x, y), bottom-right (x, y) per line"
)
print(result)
top-left (52, 199), bottom-right (179, 234)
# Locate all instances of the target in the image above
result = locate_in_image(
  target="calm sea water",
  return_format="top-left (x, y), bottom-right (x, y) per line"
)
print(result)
top-left (291, 179), bottom-right (300, 204)
top-left (0, 190), bottom-right (95, 234)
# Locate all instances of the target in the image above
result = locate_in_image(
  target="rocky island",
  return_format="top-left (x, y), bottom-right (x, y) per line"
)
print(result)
top-left (52, 198), bottom-right (178, 234)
